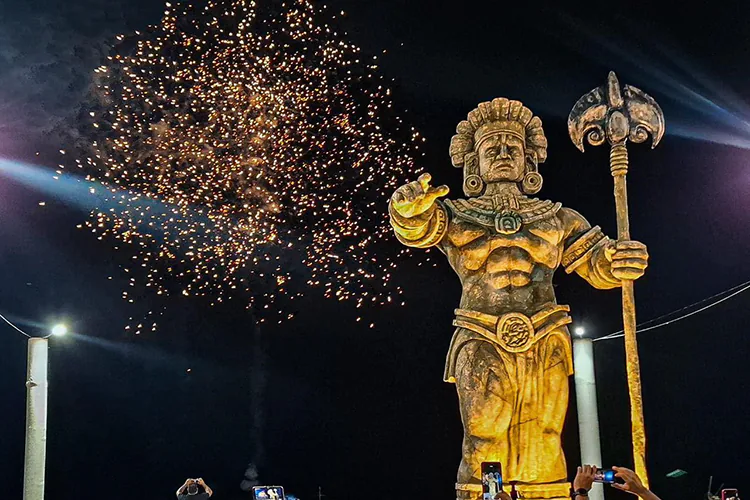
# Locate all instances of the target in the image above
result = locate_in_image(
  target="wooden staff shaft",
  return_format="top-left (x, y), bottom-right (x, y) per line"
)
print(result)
top-left (611, 144), bottom-right (649, 488)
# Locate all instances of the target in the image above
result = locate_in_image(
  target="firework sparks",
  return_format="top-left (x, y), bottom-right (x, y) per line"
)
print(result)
top-left (62, 0), bottom-right (425, 327)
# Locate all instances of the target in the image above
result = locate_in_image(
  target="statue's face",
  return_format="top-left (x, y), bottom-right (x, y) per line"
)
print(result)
top-left (477, 133), bottom-right (525, 183)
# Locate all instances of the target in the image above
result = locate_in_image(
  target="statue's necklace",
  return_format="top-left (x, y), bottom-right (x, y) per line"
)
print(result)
top-left (492, 193), bottom-right (523, 235)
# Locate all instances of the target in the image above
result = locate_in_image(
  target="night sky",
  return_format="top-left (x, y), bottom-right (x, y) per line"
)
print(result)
top-left (2, 0), bottom-right (750, 499)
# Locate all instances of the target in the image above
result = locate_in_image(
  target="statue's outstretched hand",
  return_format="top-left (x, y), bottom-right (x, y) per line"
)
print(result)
top-left (606, 240), bottom-right (649, 281)
top-left (391, 173), bottom-right (449, 218)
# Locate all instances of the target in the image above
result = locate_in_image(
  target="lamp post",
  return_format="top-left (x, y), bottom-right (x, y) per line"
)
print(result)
top-left (0, 316), bottom-right (69, 500)
top-left (573, 326), bottom-right (604, 500)
top-left (24, 336), bottom-right (49, 500)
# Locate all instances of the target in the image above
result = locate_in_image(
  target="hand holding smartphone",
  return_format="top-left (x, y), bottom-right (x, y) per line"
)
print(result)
top-left (481, 462), bottom-right (503, 500)
top-left (252, 486), bottom-right (285, 500)
top-left (593, 469), bottom-right (616, 484)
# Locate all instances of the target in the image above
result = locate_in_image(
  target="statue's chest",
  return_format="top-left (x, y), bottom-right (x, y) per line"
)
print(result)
top-left (444, 198), bottom-right (565, 271)
top-left (461, 220), bottom-right (563, 269)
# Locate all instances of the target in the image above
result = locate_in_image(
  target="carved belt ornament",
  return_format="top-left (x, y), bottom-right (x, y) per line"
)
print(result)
top-left (453, 305), bottom-right (572, 353)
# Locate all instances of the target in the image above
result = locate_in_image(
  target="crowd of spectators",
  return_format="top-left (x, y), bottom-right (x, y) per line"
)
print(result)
top-left (175, 465), bottom-right (674, 499)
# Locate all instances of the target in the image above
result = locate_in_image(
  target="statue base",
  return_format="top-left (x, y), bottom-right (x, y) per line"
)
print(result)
top-left (456, 482), bottom-right (572, 500)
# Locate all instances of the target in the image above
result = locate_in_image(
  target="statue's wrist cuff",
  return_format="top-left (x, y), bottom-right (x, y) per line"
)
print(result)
top-left (562, 226), bottom-right (606, 273)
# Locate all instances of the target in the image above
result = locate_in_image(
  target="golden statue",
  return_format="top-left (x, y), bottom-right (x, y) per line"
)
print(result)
top-left (389, 97), bottom-right (649, 499)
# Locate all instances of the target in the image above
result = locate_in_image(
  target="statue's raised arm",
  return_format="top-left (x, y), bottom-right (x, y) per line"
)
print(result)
top-left (389, 173), bottom-right (449, 248)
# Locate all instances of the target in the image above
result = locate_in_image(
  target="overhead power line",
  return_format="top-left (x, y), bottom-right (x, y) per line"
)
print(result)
top-left (0, 311), bottom-right (32, 338)
top-left (594, 279), bottom-right (750, 342)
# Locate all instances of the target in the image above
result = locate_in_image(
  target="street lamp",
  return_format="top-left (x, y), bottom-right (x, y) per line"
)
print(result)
top-left (1, 313), bottom-right (68, 500)
top-left (51, 324), bottom-right (67, 337)
top-left (572, 325), bottom-right (604, 500)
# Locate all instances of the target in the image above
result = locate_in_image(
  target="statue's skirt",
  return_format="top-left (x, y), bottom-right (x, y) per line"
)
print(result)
top-left (445, 304), bottom-right (574, 499)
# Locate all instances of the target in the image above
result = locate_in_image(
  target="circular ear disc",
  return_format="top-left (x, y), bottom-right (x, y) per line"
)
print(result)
top-left (522, 172), bottom-right (542, 194)
top-left (464, 174), bottom-right (484, 197)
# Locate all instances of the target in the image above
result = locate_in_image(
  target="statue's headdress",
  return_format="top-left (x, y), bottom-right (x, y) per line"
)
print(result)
top-left (449, 97), bottom-right (548, 196)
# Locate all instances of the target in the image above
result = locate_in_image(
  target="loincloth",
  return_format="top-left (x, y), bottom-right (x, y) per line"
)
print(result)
top-left (444, 304), bottom-right (573, 383)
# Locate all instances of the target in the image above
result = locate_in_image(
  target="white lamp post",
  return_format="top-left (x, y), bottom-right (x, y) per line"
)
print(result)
top-left (573, 326), bottom-right (604, 500)
top-left (23, 336), bottom-right (49, 500)
top-left (1, 314), bottom-right (67, 500)
top-left (23, 323), bottom-right (67, 500)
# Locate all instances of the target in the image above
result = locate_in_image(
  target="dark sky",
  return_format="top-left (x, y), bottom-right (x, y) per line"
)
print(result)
top-left (1, 0), bottom-right (750, 499)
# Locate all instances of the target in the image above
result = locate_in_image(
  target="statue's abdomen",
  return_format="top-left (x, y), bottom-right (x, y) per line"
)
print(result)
top-left (485, 247), bottom-right (534, 288)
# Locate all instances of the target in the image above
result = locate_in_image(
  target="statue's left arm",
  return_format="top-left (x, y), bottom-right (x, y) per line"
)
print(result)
top-left (559, 207), bottom-right (648, 289)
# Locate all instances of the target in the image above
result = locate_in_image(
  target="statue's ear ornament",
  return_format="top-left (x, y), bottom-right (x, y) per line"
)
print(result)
top-left (521, 152), bottom-right (543, 195)
top-left (462, 152), bottom-right (484, 197)
top-left (522, 172), bottom-right (543, 194)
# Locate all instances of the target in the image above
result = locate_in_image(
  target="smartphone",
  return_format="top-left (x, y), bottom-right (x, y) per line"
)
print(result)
top-left (721, 489), bottom-right (739, 500)
top-left (252, 486), bottom-right (286, 500)
top-left (593, 469), bottom-right (616, 483)
top-left (481, 462), bottom-right (503, 500)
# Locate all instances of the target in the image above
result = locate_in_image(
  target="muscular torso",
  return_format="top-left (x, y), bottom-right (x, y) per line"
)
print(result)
top-left (441, 200), bottom-right (575, 316)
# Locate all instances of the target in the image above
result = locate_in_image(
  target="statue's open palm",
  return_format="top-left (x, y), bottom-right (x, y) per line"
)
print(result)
top-left (391, 173), bottom-right (449, 218)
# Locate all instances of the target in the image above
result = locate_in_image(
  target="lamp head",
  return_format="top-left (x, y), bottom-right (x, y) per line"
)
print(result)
top-left (51, 324), bottom-right (68, 337)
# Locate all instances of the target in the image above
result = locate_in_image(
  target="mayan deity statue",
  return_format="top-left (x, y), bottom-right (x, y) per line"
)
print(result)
top-left (388, 98), bottom-right (649, 499)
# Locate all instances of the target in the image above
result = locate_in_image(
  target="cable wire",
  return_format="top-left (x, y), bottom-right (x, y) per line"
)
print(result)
top-left (0, 311), bottom-right (32, 338)
top-left (622, 280), bottom-right (750, 330)
top-left (594, 279), bottom-right (750, 342)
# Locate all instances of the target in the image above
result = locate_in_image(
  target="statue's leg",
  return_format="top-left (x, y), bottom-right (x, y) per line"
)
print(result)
top-left (508, 332), bottom-right (573, 500)
top-left (454, 339), bottom-right (514, 499)
top-left (537, 332), bottom-right (572, 483)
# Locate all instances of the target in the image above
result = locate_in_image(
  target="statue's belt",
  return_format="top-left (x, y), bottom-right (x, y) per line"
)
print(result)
top-left (453, 305), bottom-right (572, 354)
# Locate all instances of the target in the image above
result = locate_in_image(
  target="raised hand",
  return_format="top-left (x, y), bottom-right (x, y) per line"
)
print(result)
top-left (611, 466), bottom-right (651, 497)
top-left (573, 464), bottom-right (597, 492)
top-left (391, 173), bottom-right (449, 219)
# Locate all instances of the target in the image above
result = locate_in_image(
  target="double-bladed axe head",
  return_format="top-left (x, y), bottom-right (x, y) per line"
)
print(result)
top-left (568, 72), bottom-right (665, 152)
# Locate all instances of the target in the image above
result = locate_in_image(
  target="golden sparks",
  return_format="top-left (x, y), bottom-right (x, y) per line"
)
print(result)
top-left (65, 0), bottom-right (425, 327)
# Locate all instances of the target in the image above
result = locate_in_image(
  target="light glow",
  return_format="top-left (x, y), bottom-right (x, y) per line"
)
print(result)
top-left (51, 324), bottom-right (68, 337)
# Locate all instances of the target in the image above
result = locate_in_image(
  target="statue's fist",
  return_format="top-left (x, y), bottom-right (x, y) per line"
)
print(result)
top-left (391, 173), bottom-right (449, 218)
top-left (606, 240), bottom-right (649, 281)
